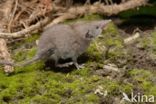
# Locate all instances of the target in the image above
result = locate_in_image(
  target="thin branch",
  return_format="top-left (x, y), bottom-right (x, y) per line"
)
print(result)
top-left (46, 0), bottom-right (148, 28)
top-left (7, 0), bottom-right (18, 32)
top-left (0, 18), bottom-right (49, 38)
top-left (0, 39), bottom-right (14, 73)
top-left (0, 0), bottom-right (148, 38)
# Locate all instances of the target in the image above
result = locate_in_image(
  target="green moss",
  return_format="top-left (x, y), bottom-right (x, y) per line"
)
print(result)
top-left (24, 33), bottom-right (39, 43)
top-left (12, 39), bottom-right (44, 72)
top-left (72, 68), bottom-right (91, 76)
top-left (13, 47), bottom-right (37, 62)
top-left (101, 79), bottom-right (120, 95)
top-left (84, 93), bottom-right (99, 103)
top-left (60, 76), bottom-right (100, 103)
top-left (81, 14), bottom-right (103, 21)
top-left (0, 67), bottom-right (155, 103)
top-left (26, 48), bottom-right (37, 58)
top-left (149, 86), bottom-right (156, 96)
top-left (129, 69), bottom-right (151, 79)
top-left (87, 42), bottom-right (103, 61)
top-left (0, 17), bottom-right (156, 104)
top-left (137, 36), bottom-right (151, 49)
top-left (30, 95), bottom-right (57, 104)
top-left (86, 21), bottom-right (124, 62)
top-left (121, 84), bottom-right (133, 94)
top-left (102, 26), bottom-right (123, 48)
top-left (150, 30), bottom-right (156, 52)
top-left (119, 6), bottom-right (156, 18)
top-left (103, 22), bottom-right (119, 35)
top-left (0, 71), bottom-right (37, 103)
top-left (129, 69), bottom-right (156, 96)
top-left (151, 31), bottom-right (156, 41)
top-left (98, 22), bottom-right (124, 59)
top-left (64, 14), bottom-right (104, 24)
top-left (11, 33), bottom-right (39, 50)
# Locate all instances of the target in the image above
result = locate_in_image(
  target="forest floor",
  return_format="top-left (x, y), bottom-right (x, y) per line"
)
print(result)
top-left (0, 14), bottom-right (156, 104)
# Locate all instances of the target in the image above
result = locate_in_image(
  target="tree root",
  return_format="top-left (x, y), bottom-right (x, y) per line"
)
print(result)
top-left (0, 18), bottom-right (50, 38)
top-left (0, 39), bottom-right (14, 73)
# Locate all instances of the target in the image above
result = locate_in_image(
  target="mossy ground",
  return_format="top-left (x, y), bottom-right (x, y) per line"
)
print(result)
top-left (0, 14), bottom-right (156, 104)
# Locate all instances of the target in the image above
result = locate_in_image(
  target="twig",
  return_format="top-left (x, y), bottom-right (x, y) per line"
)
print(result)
top-left (0, 0), bottom-right (148, 39)
top-left (14, 9), bottom-right (25, 21)
top-left (46, 0), bottom-right (148, 28)
top-left (0, 39), bottom-right (14, 73)
top-left (0, 18), bottom-right (49, 38)
top-left (124, 32), bottom-right (140, 45)
top-left (7, 0), bottom-right (18, 32)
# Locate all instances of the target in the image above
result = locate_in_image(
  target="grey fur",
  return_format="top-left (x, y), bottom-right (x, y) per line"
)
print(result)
top-left (0, 20), bottom-right (111, 69)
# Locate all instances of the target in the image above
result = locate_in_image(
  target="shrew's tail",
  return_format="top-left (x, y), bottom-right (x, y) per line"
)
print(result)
top-left (17, 55), bottom-right (41, 67)
top-left (0, 60), bottom-right (15, 66)
top-left (0, 48), bottom-right (55, 67)
top-left (0, 55), bottom-right (41, 67)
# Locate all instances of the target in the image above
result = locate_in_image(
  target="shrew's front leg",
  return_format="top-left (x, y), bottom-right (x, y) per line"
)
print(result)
top-left (72, 57), bottom-right (85, 70)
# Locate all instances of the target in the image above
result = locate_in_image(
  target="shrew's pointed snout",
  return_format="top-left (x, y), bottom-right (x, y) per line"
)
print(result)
top-left (100, 19), bottom-right (112, 28)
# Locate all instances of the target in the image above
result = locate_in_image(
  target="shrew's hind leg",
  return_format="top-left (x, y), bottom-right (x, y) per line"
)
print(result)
top-left (53, 56), bottom-right (73, 68)
top-left (56, 62), bottom-right (73, 68)
top-left (72, 57), bottom-right (85, 70)
top-left (50, 55), bottom-right (58, 67)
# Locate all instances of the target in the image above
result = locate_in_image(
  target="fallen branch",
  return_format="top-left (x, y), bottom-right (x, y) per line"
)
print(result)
top-left (7, 0), bottom-right (18, 32)
top-left (0, 0), bottom-right (148, 38)
top-left (0, 18), bottom-right (50, 38)
top-left (46, 0), bottom-right (148, 28)
top-left (0, 0), bottom-right (15, 73)
top-left (124, 32), bottom-right (140, 45)
top-left (0, 39), bottom-right (14, 73)
top-left (93, 0), bottom-right (148, 15)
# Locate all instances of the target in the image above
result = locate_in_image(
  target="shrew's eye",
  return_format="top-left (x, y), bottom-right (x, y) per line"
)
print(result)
top-left (96, 26), bottom-right (99, 29)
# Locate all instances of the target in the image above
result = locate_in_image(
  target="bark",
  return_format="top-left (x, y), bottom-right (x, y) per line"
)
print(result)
top-left (0, 39), bottom-right (14, 73)
top-left (0, 0), bottom-right (15, 73)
